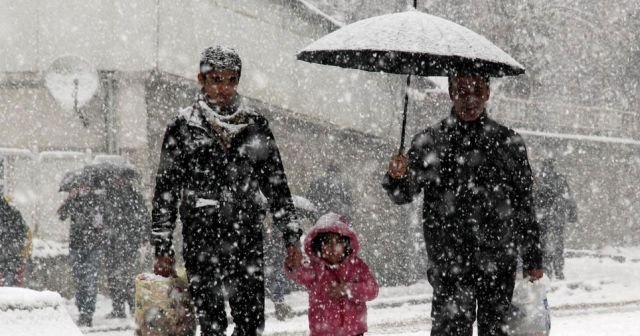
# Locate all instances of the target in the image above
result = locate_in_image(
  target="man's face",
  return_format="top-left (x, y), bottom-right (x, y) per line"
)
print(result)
top-left (198, 69), bottom-right (240, 107)
top-left (449, 76), bottom-right (490, 122)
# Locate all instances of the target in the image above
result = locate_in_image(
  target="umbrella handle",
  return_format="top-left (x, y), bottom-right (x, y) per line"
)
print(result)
top-left (399, 74), bottom-right (411, 154)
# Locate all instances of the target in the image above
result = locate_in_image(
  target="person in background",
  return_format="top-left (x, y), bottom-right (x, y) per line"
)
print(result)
top-left (0, 189), bottom-right (27, 287)
top-left (307, 162), bottom-right (353, 220)
top-left (104, 174), bottom-right (150, 318)
top-left (58, 184), bottom-right (107, 327)
top-left (535, 158), bottom-right (577, 280)
top-left (287, 212), bottom-right (378, 336)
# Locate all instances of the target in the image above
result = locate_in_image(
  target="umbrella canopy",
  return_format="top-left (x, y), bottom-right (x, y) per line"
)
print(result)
top-left (59, 162), bottom-right (139, 192)
top-left (297, 10), bottom-right (524, 77)
top-left (59, 168), bottom-right (89, 192)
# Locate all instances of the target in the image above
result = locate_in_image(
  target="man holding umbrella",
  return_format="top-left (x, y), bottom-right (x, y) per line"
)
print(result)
top-left (151, 46), bottom-right (303, 336)
top-left (383, 73), bottom-right (543, 335)
top-left (295, 8), bottom-right (545, 335)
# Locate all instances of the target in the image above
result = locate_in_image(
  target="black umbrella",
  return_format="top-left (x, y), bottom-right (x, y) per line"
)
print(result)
top-left (59, 162), bottom-right (139, 192)
top-left (297, 6), bottom-right (525, 152)
top-left (59, 168), bottom-right (90, 192)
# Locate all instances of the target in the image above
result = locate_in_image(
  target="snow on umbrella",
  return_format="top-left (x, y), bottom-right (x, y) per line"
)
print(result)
top-left (82, 162), bottom-right (139, 188)
top-left (59, 162), bottom-right (139, 192)
top-left (297, 9), bottom-right (525, 151)
top-left (59, 168), bottom-right (90, 192)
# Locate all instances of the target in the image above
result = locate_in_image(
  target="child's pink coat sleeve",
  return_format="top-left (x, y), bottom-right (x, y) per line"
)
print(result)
top-left (346, 259), bottom-right (379, 302)
top-left (286, 263), bottom-right (317, 288)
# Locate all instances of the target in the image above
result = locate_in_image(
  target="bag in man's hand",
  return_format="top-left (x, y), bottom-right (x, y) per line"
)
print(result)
top-left (506, 274), bottom-right (551, 336)
top-left (134, 269), bottom-right (197, 336)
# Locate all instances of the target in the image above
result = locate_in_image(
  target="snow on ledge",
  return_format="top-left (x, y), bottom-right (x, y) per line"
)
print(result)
top-left (0, 287), bottom-right (62, 311)
top-left (0, 288), bottom-right (84, 336)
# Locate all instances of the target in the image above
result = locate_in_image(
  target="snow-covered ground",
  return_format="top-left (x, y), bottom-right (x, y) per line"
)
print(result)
top-left (52, 247), bottom-right (640, 336)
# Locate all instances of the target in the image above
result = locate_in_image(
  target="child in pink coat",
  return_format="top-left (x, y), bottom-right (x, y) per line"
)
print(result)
top-left (287, 212), bottom-right (379, 336)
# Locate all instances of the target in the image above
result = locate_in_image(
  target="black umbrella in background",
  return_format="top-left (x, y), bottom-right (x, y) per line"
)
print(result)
top-left (297, 1), bottom-right (525, 152)
top-left (59, 162), bottom-right (139, 192)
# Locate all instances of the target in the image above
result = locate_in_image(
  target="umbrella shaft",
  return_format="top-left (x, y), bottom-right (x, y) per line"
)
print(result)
top-left (399, 75), bottom-right (411, 154)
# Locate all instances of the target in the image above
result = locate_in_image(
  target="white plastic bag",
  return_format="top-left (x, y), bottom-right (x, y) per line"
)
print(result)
top-left (506, 274), bottom-right (551, 336)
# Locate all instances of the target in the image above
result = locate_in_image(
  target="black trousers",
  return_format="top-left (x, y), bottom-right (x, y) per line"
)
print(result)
top-left (427, 258), bottom-right (517, 336)
top-left (184, 219), bottom-right (265, 336)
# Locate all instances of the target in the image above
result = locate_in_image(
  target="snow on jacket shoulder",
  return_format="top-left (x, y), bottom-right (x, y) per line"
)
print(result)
top-left (287, 213), bottom-right (378, 336)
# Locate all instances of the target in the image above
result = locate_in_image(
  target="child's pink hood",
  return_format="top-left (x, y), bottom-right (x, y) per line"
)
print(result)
top-left (291, 212), bottom-right (378, 336)
top-left (303, 213), bottom-right (360, 263)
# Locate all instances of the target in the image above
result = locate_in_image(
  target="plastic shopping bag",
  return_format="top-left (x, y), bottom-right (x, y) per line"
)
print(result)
top-left (506, 275), bottom-right (551, 336)
top-left (134, 269), bottom-right (197, 336)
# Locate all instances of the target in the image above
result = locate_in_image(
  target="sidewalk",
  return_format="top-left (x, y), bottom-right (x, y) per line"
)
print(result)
top-left (70, 247), bottom-right (640, 335)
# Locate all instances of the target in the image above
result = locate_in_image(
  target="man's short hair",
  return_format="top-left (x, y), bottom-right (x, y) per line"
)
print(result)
top-left (199, 46), bottom-right (242, 75)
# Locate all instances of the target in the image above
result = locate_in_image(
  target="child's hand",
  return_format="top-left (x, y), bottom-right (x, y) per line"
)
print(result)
top-left (327, 281), bottom-right (348, 300)
top-left (285, 245), bottom-right (303, 271)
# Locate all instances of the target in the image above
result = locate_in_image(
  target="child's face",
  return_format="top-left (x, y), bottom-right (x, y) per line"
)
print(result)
top-left (319, 233), bottom-right (347, 265)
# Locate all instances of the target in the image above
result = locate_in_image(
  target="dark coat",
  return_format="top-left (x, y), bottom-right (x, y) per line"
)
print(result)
top-left (0, 197), bottom-right (27, 273)
top-left (535, 166), bottom-right (577, 232)
top-left (307, 172), bottom-right (353, 218)
top-left (58, 190), bottom-right (107, 252)
top-left (105, 185), bottom-right (150, 251)
top-left (383, 113), bottom-right (543, 271)
top-left (151, 95), bottom-right (302, 257)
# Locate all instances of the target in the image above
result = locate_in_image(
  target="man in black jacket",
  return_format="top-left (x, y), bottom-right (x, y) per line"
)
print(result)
top-left (383, 74), bottom-right (543, 336)
top-left (151, 46), bottom-right (303, 336)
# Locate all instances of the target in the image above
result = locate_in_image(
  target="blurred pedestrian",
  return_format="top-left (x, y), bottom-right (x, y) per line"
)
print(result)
top-left (286, 212), bottom-right (379, 336)
top-left (0, 190), bottom-right (27, 287)
top-left (307, 162), bottom-right (353, 220)
top-left (58, 185), bottom-right (107, 327)
top-left (383, 73), bottom-right (543, 336)
top-left (535, 159), bottom-right (577, 280)
top-left (104, 174), bottom-right (150, 318)
top-left (151, 45), bottom-right (303, 336)
top-left (263, 218), bottom-right (293, 321)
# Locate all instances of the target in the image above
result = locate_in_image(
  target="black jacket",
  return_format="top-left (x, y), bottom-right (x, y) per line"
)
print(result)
top-left (307, 172), bottom-right (353, 218)
top-left (535, 168), bottom-right (577, 230)
top-left (383, 113), bottom-right (542, 271)
top-left (0, 197), bottom-right (27, 272)
top-left (105, 185), bottom-right (150, 250)
top-left (58, 190), bottom-right (107, 251)
top-left (151, 95), bottom-right (302, 257)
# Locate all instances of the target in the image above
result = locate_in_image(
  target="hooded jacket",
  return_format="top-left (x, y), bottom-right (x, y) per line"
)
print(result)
top-left (287, 213), bottom-right (378, 336)
top-left (151, 94), bottom-right (302, 257)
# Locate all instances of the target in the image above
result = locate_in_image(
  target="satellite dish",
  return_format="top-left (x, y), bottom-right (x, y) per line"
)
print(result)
top-left (44, 56), bottom-right (99, 127)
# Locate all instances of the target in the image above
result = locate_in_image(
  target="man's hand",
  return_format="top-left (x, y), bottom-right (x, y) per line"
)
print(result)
top-left (525, 269), bottom-right (544, 282)
top-left (153, 256), bottom-right (176, 278)
top-left (327, 280), bottom-right (348, 300)
top-left (388, 153), bottom-right (408, 179)
top-left (284, 245), bottom-right (303, 271)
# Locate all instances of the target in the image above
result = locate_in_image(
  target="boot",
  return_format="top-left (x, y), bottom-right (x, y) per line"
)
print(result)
top-left (77, 314), bottom-right (92, 327)
top-left (106, 308), bottom-right (126, 319)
